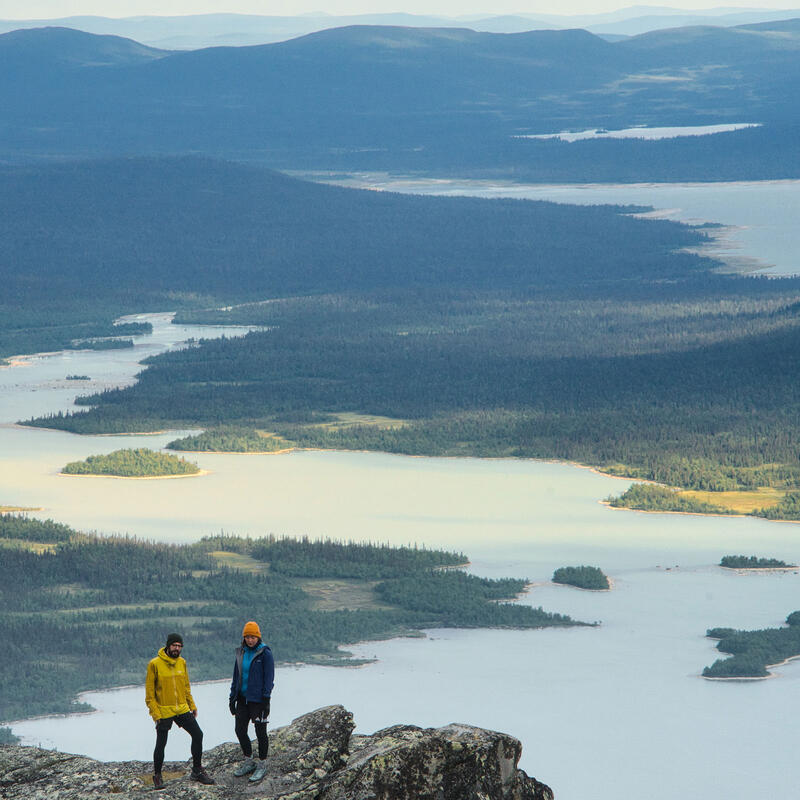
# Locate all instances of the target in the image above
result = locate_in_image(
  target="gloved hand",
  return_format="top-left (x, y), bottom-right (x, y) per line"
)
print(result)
top-left (229, 698), bottom-right (237, 716)
top-left (263, 698), bottom-right (270, 717)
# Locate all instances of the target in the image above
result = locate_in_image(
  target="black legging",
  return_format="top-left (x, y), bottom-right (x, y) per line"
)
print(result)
top-left (154, 711), bottom-right (203, 773)
top-left (235, 701), bottom-right (269, 760)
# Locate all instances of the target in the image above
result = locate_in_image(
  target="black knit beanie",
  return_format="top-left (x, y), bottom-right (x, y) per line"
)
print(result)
top-left (166, 633), bottom-right (183, 647)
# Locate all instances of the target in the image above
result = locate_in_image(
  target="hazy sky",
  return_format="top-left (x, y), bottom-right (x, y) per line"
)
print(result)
top-left (1, 1), bottom-right (798, 20)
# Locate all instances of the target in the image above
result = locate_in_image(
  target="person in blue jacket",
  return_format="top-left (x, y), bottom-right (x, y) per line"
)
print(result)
top-left (229, 620), bottom-right (274, 783)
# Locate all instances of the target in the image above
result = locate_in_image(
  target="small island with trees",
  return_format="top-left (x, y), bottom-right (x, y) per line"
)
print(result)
top-left (719, 554), bottom-right (796, 570)
top-left (61, 448), bottom-right (201, 478)
top-left (703, 611), bottom-right (800, 679)
top-left (553, 565), bottom-right (610, 591)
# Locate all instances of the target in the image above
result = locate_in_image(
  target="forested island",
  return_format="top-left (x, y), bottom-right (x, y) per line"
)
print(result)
top-left (552, 566), bottom-right (610, 591)
top-left (703, 612), bottom-right (800, 678)
top-left (61, 448), bottom-right (200, 478)
top-left (0, 515), bottom-right (584, 721)
top-left (719, 555), bottom-right (795, 569)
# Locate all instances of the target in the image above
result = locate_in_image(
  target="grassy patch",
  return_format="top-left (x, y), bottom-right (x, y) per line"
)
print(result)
top-left (208, 550), bottom-right (269, 573)
top-left (682, 487), bottom-right (784, 514)
top-left (607, 483), bottom-right (732, 514)
top-left (297, 578), bottom-right (396, 611)
top-left (0, 538), bottom-right (57, 554)
top-left (325, 412), bottom-right (409, 430)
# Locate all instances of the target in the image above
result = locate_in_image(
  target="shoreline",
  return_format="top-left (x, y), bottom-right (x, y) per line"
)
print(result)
top-left (58, 469), bottom-right (210, 480)
top-left (599, 500), bottom-right (746, 520)
top-left (719, 565), bottom-right (799, 573)
top-left (16, 415), bottom-right (800, 524)
top-left (702, 653), bottom-right (800, 682)
top-left (167, 447), bottom-right (295, 456)
top-left (600, 499), bottom-right (800, 525)
top-left (552, 575), bottom-right (615, 592)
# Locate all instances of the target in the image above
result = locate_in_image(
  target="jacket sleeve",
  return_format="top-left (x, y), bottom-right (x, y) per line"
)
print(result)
top-left (183, 660), bottom-right (197, 713)
top-left (230, 659), bottom-right (240, 701)
top-left (145, 660), bottom-right (160, 721)
top-left (263, 649), bottom-right (275, 699)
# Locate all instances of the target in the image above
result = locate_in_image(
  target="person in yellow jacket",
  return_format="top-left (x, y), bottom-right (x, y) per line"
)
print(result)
top-left (145, 632), bottom-right (215, 790)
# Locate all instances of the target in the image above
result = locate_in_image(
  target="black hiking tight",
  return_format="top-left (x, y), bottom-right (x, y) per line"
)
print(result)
top-left (154, 711), bottom-right (203, 773)
top-left (235, 701), bottom-right (269, 760)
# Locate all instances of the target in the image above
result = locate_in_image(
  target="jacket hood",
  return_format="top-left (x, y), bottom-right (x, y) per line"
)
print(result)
top-left (157, 647), bottom-right (179, 665)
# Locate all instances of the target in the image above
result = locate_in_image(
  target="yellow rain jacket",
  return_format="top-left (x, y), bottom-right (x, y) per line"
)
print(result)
top-left (145, 647), bottom-right (197, 721)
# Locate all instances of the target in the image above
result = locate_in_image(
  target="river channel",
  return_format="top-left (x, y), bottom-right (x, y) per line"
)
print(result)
top-left (4, 302), bottom-right (800, 795)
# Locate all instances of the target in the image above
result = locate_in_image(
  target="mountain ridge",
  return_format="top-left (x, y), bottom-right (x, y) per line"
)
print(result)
top-left (2, 21), bottom-right (798, 173)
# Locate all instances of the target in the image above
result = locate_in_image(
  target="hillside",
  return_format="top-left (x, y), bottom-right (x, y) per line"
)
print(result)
top-left (0, 25), bottom-right (167, 67)
top-left (1, 22), bottom-right (799, 176)
top-left (0, 155), bottom-right (718, 357)
top-left (4, 8), bottom-right (798, 46)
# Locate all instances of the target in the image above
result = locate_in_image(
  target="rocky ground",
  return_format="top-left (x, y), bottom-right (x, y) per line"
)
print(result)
top-left (0, 705), bottom-right (553, 799)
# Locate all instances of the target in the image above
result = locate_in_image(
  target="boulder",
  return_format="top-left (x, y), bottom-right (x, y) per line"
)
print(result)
top-left (0, 705), bottom-right (553, 800)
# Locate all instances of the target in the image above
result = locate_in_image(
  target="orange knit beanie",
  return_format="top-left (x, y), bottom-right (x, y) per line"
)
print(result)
top-left (242, 620), bottom-right (261, 638)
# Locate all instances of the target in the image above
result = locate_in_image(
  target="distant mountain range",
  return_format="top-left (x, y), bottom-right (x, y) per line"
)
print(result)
top-left (2, 20), bottom-right (799, 177)
top-left (1, 7), bottom-right (799, 48)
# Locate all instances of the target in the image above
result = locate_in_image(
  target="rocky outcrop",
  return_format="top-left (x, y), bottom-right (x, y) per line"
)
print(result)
top-left (0, 705), bottom-right (553, 800)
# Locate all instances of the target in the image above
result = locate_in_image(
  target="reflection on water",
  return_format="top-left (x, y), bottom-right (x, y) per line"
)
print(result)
top-left (5, 314), bottom-right (800, 800)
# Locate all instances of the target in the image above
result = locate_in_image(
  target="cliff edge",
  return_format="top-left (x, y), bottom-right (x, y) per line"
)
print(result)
top-left (0, 705), bottom-right (553, 799)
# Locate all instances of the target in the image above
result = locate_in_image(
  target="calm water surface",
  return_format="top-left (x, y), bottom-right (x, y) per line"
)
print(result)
top-left (5, 316), bottom-right (800, 799)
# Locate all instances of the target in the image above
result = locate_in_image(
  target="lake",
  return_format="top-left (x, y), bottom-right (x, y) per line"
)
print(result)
top-left (324, 175), bottom-right (800, 277)
top-left (516, 122), bottom-right (760, 142)
top-left (5, 313), bottom-right (800, 800)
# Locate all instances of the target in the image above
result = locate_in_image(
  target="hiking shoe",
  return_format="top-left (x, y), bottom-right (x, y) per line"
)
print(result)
top-left (249, 761), bottom-right (268, 783)
top-left (190, 768), bottom-right (216, 785)
top-left (153, 772), bottom-right (165, 790)
top-left (233, 758), bottom-right (256, 777)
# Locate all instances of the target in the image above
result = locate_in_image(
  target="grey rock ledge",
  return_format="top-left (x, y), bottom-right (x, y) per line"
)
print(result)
top-left (0, 705), bottom-right (553, 799)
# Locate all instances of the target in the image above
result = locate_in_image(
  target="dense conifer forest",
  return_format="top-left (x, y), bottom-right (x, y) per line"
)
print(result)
top-left (719, 555), bottom-right (794, 569)
top-left (0, 157), bottom-right (722, 358)
top-left (26, 280), bottom-right (800, 517)
top-left (0, 517), bottom-right (583, 722)
top-left (167, 428), bottom-right (290, 453)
